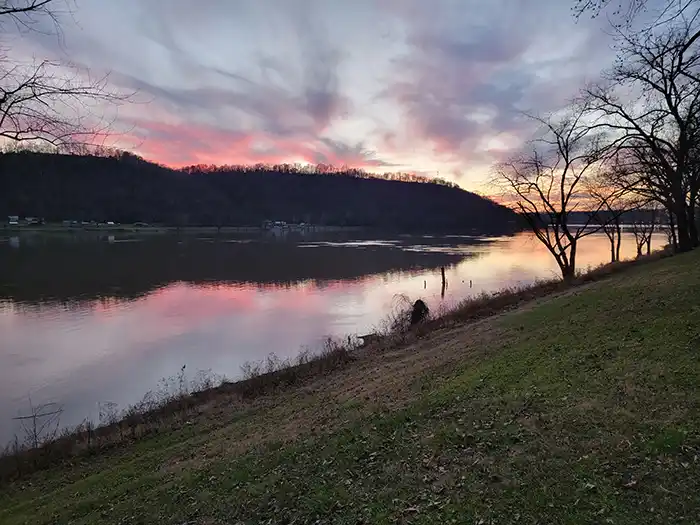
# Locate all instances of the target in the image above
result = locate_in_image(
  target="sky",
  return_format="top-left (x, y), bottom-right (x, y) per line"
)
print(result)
top-left (8, 0), bottom-right (621, 191)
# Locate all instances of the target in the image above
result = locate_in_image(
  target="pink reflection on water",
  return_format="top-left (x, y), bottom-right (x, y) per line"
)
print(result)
top-left (0, 231), bottom-right (667, 439)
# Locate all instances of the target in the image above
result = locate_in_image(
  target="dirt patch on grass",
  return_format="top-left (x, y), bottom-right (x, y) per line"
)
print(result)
top-left (298, 316), bottom-right (498, 404)
top-left (150, 316), bottom-right (514, 474)
top-left (119, 272), bottom-right (650, 474)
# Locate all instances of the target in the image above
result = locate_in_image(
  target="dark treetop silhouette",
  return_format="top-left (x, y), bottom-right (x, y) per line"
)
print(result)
top-left (0, 151), bottom-right (520, 232)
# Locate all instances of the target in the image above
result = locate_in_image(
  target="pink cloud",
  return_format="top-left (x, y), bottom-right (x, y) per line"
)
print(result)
top-left (120, 117), bottom-right (392, 170)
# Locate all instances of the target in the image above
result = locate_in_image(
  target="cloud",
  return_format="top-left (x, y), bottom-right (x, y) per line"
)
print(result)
top-left (379, 0), bottom-right (617, 182)
top-left (3, 0), bottom-right (619, 188)
top-left (14, 0), bottom-right (392, 169)
top-left (122, 118), bottom-right (393, 168)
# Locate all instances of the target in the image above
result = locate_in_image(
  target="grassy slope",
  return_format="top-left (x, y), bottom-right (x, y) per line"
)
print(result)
top-left (2, 251), bottom-right (700, 524)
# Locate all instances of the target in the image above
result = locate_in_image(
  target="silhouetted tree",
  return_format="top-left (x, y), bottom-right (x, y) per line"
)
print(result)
top-left (631, 203), bottom-right (660, 256)
top-left (0, 0), bottom-right (130, 149)
top-left (586, 167), bottom-right (639, 262)
top-left (584, 13), bottom-right (700, 251)
top-left (495, 103), bottom-right (618, 280)
top-left (574, 0), bottom-right (699, 34)
top-left (181, 162), bottom-right (458, 188)
top-left (590, 193), bottom-right (624, 263)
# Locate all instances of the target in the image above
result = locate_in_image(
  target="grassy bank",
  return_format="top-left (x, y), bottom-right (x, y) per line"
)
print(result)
top-left (1, 250), bottom-right (699, 524)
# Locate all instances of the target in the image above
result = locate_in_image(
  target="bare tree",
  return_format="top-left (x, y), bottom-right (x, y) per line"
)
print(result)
top-left (584, 13), bottom-right (700, 251)
top-left (12, 397), bottom-right (63, 450)
top-left (586, 167), bottom-right (638, 262)
top-left (591, 191), bottom-right (624, 262)
top-left (495, 104), bottom-right (617, 280)
top-left (574, 0), bottom-right (649, 23)
top-left (630, 203), bottom-right (660, 256)
top-left (0, 0), bottom-right (129, 150)
top-left (603, 211), bottom-right (623, 261)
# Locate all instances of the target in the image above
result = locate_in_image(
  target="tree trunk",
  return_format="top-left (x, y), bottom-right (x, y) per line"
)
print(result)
top-left (689, 185), bottom-right (699, 248)
top-left (615, 225), bottom-right (622, 262)
top-left (610, 241), bottom-right (616, 263)
top-left (563, 241), bottom-right (577, 281)
top-left (668, 208), bottom-right (678, 251)
top-left (688, 205), bottom-right (698, 248)
top-left (606, 229), bottom-right (617, 263)
top-left (555, 256), bottom-right (568, 281)
top-left (675, 207), bottom-right (693, 252)
top-left (561, 264), bottom-right (576, 281)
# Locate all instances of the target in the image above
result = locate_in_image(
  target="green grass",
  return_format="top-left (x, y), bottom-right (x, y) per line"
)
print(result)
top-left (2, 251), bottom-right (700, 524)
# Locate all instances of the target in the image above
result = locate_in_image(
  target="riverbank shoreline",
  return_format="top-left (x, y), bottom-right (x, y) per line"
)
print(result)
top-left (0, 247), bottom-right (673, 483)
top-left (2, 246), bottom-right (698, 523)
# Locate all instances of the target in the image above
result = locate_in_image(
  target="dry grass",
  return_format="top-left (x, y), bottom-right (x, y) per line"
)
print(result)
top-left (0, 338), bottom-right (357, 483)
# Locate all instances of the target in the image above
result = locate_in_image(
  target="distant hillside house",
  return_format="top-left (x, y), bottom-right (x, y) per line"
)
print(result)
top-left (7, 215), bottom-right (18, 225)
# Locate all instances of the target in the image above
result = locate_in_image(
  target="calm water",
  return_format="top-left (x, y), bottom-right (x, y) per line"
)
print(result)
top-left (0, 230), bottom-right (665, 442)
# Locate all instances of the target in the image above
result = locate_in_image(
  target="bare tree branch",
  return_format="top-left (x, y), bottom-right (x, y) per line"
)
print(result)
top-left (493, 102), bottom-right (618, 280)
top-left (630, 201), bottom-right (661, 256)
top-left (586, 166), bottom-right (644, 261)
top-left (574, 0), bottom-right (699, 32)
top-left (0, 1), bottom-right (133, 150)
top-left (0, 0), bottom-right (71, 36)
top-left (582, 11), bottom-right (700, 251)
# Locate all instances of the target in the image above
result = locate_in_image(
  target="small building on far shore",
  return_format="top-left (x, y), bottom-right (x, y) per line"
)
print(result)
top-left (7, 215), bottom-right (18, 226)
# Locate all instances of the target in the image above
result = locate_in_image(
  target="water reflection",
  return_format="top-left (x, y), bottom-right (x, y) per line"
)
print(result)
top-left (0, 233), bottom-right (469, 306)
top-left (0, 231), bottom-right (666, 442)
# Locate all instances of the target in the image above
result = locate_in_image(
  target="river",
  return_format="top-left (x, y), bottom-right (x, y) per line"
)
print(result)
top-left (0, 229), bottom-right (666, 443)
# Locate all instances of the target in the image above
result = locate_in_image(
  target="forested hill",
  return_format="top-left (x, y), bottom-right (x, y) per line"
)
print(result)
top-left (0, 152), bottom-right (519, 232)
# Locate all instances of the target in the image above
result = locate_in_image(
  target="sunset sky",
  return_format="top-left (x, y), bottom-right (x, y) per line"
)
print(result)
top-left (15, 0), bottom-right (619, 191)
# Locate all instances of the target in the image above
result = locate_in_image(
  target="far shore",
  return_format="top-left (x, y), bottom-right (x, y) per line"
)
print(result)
top-left (0, 223), bottom-right (366, 236)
